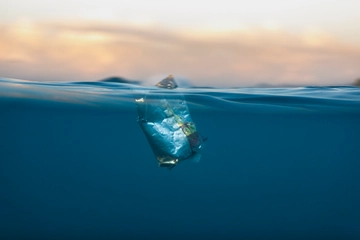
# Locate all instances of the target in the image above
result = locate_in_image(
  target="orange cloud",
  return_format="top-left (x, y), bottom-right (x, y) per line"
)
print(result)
top-left (1, 21), bottom-right (360, 86)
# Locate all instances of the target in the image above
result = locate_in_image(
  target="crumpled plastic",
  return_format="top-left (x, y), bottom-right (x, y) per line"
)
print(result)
top-left (135, 75), bottom-right (204, 169)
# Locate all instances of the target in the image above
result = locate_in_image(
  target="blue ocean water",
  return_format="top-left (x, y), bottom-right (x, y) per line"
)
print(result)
top-left (1, 78), bottom-right (360, 240)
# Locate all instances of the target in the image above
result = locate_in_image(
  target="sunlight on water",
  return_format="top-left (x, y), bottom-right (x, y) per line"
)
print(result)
top-left (1, 78), bottom-right (360, 114)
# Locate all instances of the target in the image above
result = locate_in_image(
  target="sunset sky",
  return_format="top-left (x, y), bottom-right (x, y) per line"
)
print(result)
top-left (1, 0), bottom-right (360, 86)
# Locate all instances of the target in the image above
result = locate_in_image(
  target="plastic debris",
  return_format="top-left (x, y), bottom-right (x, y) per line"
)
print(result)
top-left (135, 75), bottom-right (204, 169)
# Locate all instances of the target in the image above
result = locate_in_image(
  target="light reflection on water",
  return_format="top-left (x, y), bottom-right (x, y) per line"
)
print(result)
top-left (1, 77), bottom-right (360, 113)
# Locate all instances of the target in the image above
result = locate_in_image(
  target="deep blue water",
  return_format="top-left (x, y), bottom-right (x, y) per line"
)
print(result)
top-left (1, 78), bottom-right (360, 239)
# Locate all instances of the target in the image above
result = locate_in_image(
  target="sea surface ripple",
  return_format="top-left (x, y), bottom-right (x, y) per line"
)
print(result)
top-left (1, 78), bottom-right (360, 114)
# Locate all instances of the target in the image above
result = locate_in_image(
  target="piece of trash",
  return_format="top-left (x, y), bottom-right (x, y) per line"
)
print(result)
top-left (135, 75), bottom-right (204, 169)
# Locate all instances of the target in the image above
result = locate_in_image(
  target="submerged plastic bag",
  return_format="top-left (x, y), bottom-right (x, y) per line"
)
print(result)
top-left (135, 75), bottom-right (204, 169)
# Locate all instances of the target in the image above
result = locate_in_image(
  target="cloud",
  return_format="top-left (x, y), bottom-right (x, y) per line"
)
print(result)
top-left (1, 20), bottom-right (360, 86)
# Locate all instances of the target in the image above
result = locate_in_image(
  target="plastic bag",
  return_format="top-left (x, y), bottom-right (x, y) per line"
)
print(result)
top-left (135, 75), bottom-right (204, 169)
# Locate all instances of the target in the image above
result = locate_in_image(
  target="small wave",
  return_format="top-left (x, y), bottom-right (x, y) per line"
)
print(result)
top-left (1, 78), bottom-right (360, 114)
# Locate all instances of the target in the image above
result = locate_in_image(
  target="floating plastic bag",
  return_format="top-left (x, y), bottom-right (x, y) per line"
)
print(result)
top-left (135, 75), bottom-right (204, 169)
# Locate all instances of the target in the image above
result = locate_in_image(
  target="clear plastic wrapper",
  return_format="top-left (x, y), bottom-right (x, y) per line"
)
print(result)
top-left (135, 75), bottom-right (204, 169)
